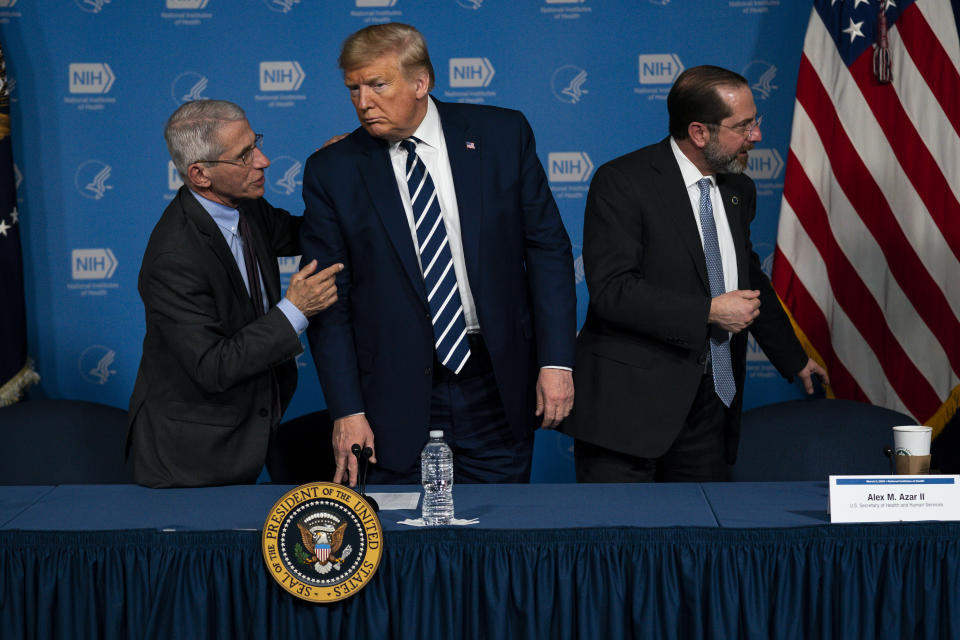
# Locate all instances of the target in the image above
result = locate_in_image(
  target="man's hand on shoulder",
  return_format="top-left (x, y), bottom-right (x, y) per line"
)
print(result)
top-left (708, 289), bottom-right (760, 333)
top-left (331, 414), bottom-right (376, 486)
top-left (285, 260), bottom-right (343, 317)
top-left (319, 133), bottom-right (350, 149)
top-left (536, 368), bottom-right (574, 429)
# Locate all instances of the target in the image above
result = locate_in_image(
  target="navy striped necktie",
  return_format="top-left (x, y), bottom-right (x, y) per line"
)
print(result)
top-left (400, 137), bottom-right (471, 374)
top-left (697, 178), bottom-right (736, 407)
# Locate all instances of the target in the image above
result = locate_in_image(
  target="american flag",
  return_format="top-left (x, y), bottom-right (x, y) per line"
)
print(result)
top-left (0, 41), bottom-right (38, 406)
top-left (773, 1), bottom-right (960, 436)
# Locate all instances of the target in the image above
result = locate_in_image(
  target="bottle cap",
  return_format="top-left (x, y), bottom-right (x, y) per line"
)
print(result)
top-left (429, 430), bottom-right (444, 438)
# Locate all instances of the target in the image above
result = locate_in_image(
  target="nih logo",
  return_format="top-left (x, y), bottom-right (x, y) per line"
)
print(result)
top-left (69, 63), bottom-right (115, 94)
top-left (259, 61), bottom-right (305, 92)
top-left (72, 248), bottom-right (118, 280)
top-left (548, 152), bottom-right (594, 183)
top-left (638, 54), bottom-right (683, 85)
top-left (166, 0), bottom-right (208, 8)
top-left (168, 161), bottom-right (183, 191)
top-left (746, 149), bottom-right (784, 181)
top-left (277, 256), bottom-right (301, 275)
top-left (449, 58), bottom-right (495, 88)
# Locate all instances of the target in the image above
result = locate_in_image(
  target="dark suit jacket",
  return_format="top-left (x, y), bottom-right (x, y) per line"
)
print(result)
top-left (127, 187), bottom-right (304, 488)
top-left (560, 138), bottom-right (807, 464)
top-left (300, 98), bottom-right (576, 472)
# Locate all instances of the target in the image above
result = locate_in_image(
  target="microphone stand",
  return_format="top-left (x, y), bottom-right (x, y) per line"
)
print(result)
top-left (350, 444), bottom-right (379, 512)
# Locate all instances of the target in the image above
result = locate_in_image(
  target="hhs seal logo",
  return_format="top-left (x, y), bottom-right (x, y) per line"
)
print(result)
top-left (171, 71), bottom-right (209, 105)
top-left (79, 345), bottom-right (117, 385)
top-left (262, 0), bottom-right (300, 12)
top-left (742, 60), bottom-right (778, 100)
top-left (74, 0), bottom-right (111, 13)
top-left (551, 65), bottom-right (588, 104)
top-left (263, 483), bottom-right (383, 603)
top-left (267, 156), bottom-right (303, 196)
top-left (74, 160), bottom-right (113, 200)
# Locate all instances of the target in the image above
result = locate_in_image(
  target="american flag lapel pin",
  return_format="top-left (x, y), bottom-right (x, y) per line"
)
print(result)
top-left (465, 141), bottom-right (476, 150)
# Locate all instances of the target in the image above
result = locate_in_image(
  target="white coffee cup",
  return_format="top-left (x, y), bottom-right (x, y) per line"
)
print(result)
top-left (892, 425), bottom-right (932, 456)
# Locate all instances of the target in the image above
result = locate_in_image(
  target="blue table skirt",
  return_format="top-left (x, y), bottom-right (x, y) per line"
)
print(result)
top-left (3, 523), bottom-right (959, 640)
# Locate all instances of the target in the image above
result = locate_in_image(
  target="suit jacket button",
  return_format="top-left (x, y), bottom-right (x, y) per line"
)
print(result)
top-left (424, 367), bottom-right (432, 376)
top-left (259, 408), bottom-right (269, 417)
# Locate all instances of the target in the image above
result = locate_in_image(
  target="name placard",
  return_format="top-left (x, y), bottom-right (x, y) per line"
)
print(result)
top-left (829, 475), bottom-right (960, 523)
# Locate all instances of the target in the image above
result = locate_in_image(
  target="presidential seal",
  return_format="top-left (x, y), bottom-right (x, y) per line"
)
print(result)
top-left (262, 483), bottom-right (383, 603)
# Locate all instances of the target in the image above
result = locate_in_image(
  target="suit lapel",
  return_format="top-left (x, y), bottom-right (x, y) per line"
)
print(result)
top-left (436, 100), bottom-right (482, 287)
top-left (179, 188), bottom-right (251, 305)
top-left (717, 176), bottom-right (749, 288)
top-left (357, 133), bottom-right (429, 305)
top-left (651, 139), bottom-right (709, 290)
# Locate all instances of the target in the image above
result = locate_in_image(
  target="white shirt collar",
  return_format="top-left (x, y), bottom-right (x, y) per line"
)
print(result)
top-left (670, 136), bottom-right (714, 190)
top-left (391, 97), bottom-right (442, 152)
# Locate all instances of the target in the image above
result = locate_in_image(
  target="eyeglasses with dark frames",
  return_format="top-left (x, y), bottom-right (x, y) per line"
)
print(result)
top-left (199, 133), bottom-right (264, 167)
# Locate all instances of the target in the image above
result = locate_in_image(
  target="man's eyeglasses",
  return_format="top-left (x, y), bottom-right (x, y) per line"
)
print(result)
top-left (200, 133), bottom-right (264, 167)
top-left (710, 115), bottom-right (762, 138)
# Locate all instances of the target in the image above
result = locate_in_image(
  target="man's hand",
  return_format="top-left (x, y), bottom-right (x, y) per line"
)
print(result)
top-left (796, 358), bottom-right (830, 394)
top-left (284, 260), bottom-right (342, 317)
top-left (535, 368), bottom-right (574, 429)
top-left (320, 133), bottom-right (350, 149)
top-left (708, 289), bottom-right (761, 333)
top-left (331, 414), bottom-right (376, 486)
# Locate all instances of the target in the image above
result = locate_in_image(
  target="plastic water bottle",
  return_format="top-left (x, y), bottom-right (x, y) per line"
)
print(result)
top-left (421, 430), bottom-right (454, 525)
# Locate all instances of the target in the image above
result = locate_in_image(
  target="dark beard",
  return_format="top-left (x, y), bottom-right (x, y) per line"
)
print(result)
top-left (703, 138), bottom-right (749, 174)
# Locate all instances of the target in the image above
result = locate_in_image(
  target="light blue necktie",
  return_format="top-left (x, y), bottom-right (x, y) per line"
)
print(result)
top-left (697, 178), bottom-right (736, 407)
top-left (400, 138), bottom-right (471, 374)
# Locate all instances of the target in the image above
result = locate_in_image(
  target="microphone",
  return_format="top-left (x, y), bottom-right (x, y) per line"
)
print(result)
top-left (349, 443), bottom-right (379, 512)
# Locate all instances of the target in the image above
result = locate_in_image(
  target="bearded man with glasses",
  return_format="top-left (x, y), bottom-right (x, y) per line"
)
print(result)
top-left (560, 66), bottom-right (828, 483)
top-left (127, 100), bottom-right (342, 488)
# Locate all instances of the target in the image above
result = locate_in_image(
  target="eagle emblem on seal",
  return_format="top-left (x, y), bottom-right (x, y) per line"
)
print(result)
top-left (296, 519), bottom-right (352, 574)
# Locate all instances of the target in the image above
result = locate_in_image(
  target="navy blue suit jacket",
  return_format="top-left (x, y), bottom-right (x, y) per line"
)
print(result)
top-left (300, 98), bottom-right (576, 472)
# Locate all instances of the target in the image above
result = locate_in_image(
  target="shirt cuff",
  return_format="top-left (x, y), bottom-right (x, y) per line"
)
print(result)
top-left (276, 298), bottom-right (308, 335)
top-left (541, 365), bottom-right (572, 372)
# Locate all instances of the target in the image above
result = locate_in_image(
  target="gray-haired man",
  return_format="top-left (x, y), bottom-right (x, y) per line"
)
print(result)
top-left (127, 100), bottom-right (341, 488)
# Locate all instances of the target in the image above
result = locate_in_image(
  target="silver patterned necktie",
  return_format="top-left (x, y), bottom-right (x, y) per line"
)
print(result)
top-left (697, 178), bottom-right (736, 407)
top-left (400, 137), bottom-right (471, 374)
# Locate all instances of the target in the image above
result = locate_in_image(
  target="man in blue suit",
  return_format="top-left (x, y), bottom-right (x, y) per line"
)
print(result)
top-left (301, 23), bottom-right (576, 485)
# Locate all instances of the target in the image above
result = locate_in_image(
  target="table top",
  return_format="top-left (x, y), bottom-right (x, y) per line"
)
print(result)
top-left (0, 481), bottom-right (843, 532)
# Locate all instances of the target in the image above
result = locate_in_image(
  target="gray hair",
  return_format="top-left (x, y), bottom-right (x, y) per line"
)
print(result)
top-left (164, 100), bottom-right (246, 178)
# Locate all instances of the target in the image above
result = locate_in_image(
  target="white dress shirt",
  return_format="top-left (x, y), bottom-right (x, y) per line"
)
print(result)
top-left (669, 137), bottom-right (739, 295)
